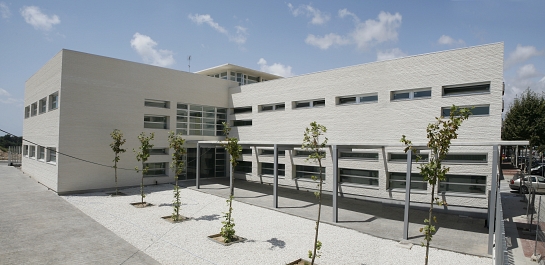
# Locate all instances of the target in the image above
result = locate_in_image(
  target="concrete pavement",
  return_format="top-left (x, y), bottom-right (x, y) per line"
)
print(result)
top-left (0, 164), bottom-right (159, 265)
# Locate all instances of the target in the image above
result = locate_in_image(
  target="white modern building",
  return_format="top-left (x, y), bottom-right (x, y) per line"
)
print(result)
top-left (22, 43), bottom-right (505, 212)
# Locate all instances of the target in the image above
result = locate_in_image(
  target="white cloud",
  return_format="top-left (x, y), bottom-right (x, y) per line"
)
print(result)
top-left (188, 13), bottom-right (247, 44)
top-left (257, 58), bottom-right (294, 77)
top-left (130, 33), bottom-right (175, 67)
top-left (349, 11), bottom-right (402, 50)
top-left (376, 48), bottom-right (407, 61)
top-left (288, 3), bottom-right (330, 25)
top-left (517, 64), bottom-right (540, 79)
top-left (20, 6), bottom-right (60, 31)
top-left (437, 35), bottom-right (465, 46)
top-left (338, 8), bottom-right (358, 22)
top-left (0, 88), bottom-right (22, 105)
top-left (305, 33), bottom-right (350, 50)
top-left (505, 44), bottom-right (544, 69)
top-left (0, 2), bottom-right (11, 19)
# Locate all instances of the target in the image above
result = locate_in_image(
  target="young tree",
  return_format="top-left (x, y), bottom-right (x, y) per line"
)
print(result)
top-left (167, 131), bottom-right (186, 221)
top-left (134, 132), bottom-right (154, 205)
top-left (302, 121), bottom-right (328, 265)
top-left (401, 105), bottom-right (470, 265)
top-left (110, 129), bottom-right (126, 195)
top-left (220, 122), bottom-right (241, 243)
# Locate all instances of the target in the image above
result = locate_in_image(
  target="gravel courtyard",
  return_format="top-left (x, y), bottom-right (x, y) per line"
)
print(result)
top-left (62, 184), bottom-right (491, 265)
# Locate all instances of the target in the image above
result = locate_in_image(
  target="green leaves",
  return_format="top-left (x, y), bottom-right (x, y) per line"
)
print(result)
top-left (168, 131), bottom-right (186, 221)
top-left (220, 195), bottom-right (236, 243)
top-left (503, 88), bottom-right (545, 149)
top-left (134, 132), bottom-right (154, 204)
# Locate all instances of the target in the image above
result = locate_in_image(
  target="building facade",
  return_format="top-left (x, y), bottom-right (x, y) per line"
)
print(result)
top-left (22, 43), bottom-right (504, 210)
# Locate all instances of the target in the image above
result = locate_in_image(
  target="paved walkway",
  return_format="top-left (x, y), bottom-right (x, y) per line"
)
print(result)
top-left (0, 164), bottom-right (159, 265)
top-left (187, 178), bottom-right (490, 257)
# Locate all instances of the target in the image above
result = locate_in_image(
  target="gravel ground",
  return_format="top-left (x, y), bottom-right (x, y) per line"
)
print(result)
top-left (62, 184), bottom-right (491, 265)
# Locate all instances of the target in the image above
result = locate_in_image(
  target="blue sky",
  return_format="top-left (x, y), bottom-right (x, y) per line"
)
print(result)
top-left (1, 1), bottom-right (544, 136)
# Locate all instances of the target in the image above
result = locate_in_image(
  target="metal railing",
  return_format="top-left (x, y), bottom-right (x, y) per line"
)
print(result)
top-left (7, 146), bottom-right (21, 166)
top-left (494, 188), bottom-right (508, 265)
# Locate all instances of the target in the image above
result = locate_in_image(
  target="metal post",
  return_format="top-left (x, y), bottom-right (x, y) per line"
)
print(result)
top-left (488, 145), bottom-right (499, 255)
top-left (196, 143), bottom-right (200, 189)
top-left (332, 145), bottom-right (338, 223)
top-left (273, 144), bottom-right (278, 208)
top-left (535, 196), bottom-right (542, 257)
top-left (403, 149), bottom-right (412, 240)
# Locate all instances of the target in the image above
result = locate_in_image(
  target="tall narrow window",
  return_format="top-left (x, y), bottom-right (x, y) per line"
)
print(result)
top-left (24, 106), bottom-right (30, 118)
top-left (39, 98), bottom-right (47, 114)
top-left (47, 147), bottom-right (57, 163)
top-left (49, 92), bottom-right (59, 110)
top-left (31, 102), bottom-right (37, 116)
top-left (38, 146), bottom-right (45, 160)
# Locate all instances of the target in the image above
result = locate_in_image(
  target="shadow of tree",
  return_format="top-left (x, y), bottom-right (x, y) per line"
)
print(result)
top-left (194, 214), bottom-right (220, 221)
top-left (266, 237), bottom-right (286, 249)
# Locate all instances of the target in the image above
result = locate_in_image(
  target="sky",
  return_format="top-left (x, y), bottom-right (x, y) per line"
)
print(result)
top-left (0, 1), bottom-right (544, 136)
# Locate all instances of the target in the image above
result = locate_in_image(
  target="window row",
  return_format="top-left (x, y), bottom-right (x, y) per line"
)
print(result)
top-left (24, 92), bottom-right (59, 119)
top-left (235, 161), bottom-right (486, 194)
top-left (176, 104), bottom-right (227, 136)
top-left (23, 145), bottom-right (56, 164)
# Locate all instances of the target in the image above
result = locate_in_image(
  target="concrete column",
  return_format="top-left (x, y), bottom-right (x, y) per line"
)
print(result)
top-left (403, 149), bottom-right (412, 240)
top-left (332, 145), bottom-right (338, 223)
top-left (488, 145), bottom-right (499, 255)
top-left (273, 144), bottom-right (278, 208)
top-left (196, 143), bottom-right (200, 189)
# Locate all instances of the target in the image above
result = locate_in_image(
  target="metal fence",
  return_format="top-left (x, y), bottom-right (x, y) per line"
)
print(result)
top-left (494, 188), bottom-right (509, 265)
top-left (7, 146), bottom-right (21, 166)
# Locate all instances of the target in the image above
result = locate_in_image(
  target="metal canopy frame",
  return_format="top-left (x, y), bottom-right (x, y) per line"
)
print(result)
top-left (194, 140), bottom-right (529, 255)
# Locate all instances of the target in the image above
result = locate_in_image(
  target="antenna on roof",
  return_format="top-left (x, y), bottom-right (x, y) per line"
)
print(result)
top-left (188, 56), bottom-right (191, 73)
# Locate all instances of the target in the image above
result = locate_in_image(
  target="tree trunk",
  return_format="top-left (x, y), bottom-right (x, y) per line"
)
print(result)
top-left (311, 159), bottom-right (323, 265)
top-left (425, 183), bottom-right (435, 265)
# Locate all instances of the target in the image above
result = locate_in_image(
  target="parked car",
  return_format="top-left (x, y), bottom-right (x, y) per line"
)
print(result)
top-left (509, 175), bottom-right (545, 193)
top-left (531, 165), bottom-right (545, 176)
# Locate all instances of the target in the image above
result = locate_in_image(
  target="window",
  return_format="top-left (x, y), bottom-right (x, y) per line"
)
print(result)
top-left (295, 150), bottom-right (326, 158)
top-left (441, 105), bottom-right (490, 117)
top-left (260, 163), bottom-right (285, 176)
top-left (29, 145), bottom-right (36, 158)
top-left (241, 149), bottom-right (252, 155)
top-left (211, 72), bottom-right (228, 80)
top-left (444, 154), bottom-right (487, 163)
top-left (340, 168), bottom-right (379, 186)
top-left (47, 147), bottom-right (57, 163)
top-left (31, 102), bottom-right (37, 116)
top-left (144, 99), bottom-right (170, 108)
top-left (39, 98), bottom-right (47, 114)
top-left (38, 146), bottom-right (45, 160)
top-left (233, 120), bottom-right (252, 127)
top-left (176, 104), bottom-right (226, 136)
top-left (389, 172), bottom-right (427, 190)
top-left (144, 115), bottom-right (168, 129)
top-left (235, 161), bottom-right (252, 174)
top-left (23, 145), bottom-right (28, 156)
top-left (339, 152), bottom-right (378, 160)
top-left (391, 88), bottom-right (431, 101)
top-left (337, 93), bottom-right (378, 105)
top-left (389, 153), bottom-right (429, 162)
top-left (442, 82), bottom-right (490, 97)
top-left (259, 149), bottom-right (285, 157)
top-left (49, 92), bottom-right (58, 110)
top-left (260, 103), bottom-right (285, 112)
top-left (25, 106), bottom-right (30, 118)
top-left (150, 148), bottom-right (168, 155)
top-left (438, 174), bottom-right (486, 194)
top-left (143, 162), bottom-right (168, 176)
top-left (294, 99), bottom-right (325, 109)
top-left (295, 165), bottom-right (326, 179)
top-left (233, 106), bottom-right (252, 114)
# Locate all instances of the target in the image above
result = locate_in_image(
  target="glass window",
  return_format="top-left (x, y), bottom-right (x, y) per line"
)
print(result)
top-left (443, 83), bottom-right (490, 96)
top-left (149, 148), bottom-right (168, 155)
top-left (23, 145), bottom-right (28, 156)
top-left (145, 99), bottom-right (170, 108)
top-left (143, 162), bottom-right (168, 176)
top-left (259, 149), bottom-right (285, 157)
top-left (233, 120), bottom-right (252, 127)
top-left (339, 152), bottom-right (378, 160)
top-left (31, 102), bottom-right (37, 116)
top-left (295, 150), bottom-right (326, 158)
top-left (392, 92), bottom-right (410, 100)
top-left (295, 101), bottom-right (310, 108)
top-left (295, 165), bottom-right (326, 179)
top-left (294, 99), bottom-right (325, 109)
top-left (29, 146), bottom-right (36, 158)
top-left (260, 103), bottom-right (285, 112)
top-left (260, 162), bottom-right (285, 176)
top-left (38, 146), bottom-right (45, 160)
top-left (338, 94), bottom-right (378, 105)
top-left (438, 174), bottom-right (486, 194)
top-left (444, 154), bottom-right (487, 163)
top-left (233, 106), bottom-right (252, 114)
top-left (392, 89), bottom-right (431, 101)
top-left (441, 105), bottom-right (490, 117)
top-left (338, 97), bottom-right (357, 105)
top-left (177, 103), bottom-right (227, 136)
top-left (39, 98), bottom-right (47, 114)
top-left (47, 147), bottom-right (57, 163)
top-left (413, 90), bottom-right (431, 98)
top-left (25, 106), bottom-right (30, 118)
top-left (340, 168), bottom-right (379, 186)
top-left (235, 161), bottom-right (252, 174)
top-left (360, 94), bottom-right (378, 103)
top-left (144, 115), bottom-right (168, 129)
top-left (389, 153), bottom-right (429, 162)
top-left (49, 92), bottom-right (58, 110)
top-left (241, 149), bottom-right (252, 155)
top-left (389, 172), bottom-right (427, 190)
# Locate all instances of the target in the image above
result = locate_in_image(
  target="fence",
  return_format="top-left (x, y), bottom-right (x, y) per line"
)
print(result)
top-left (494, 188), bottom-right (509, 265)
top-left (7, 146), bottom-right (21, 166)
